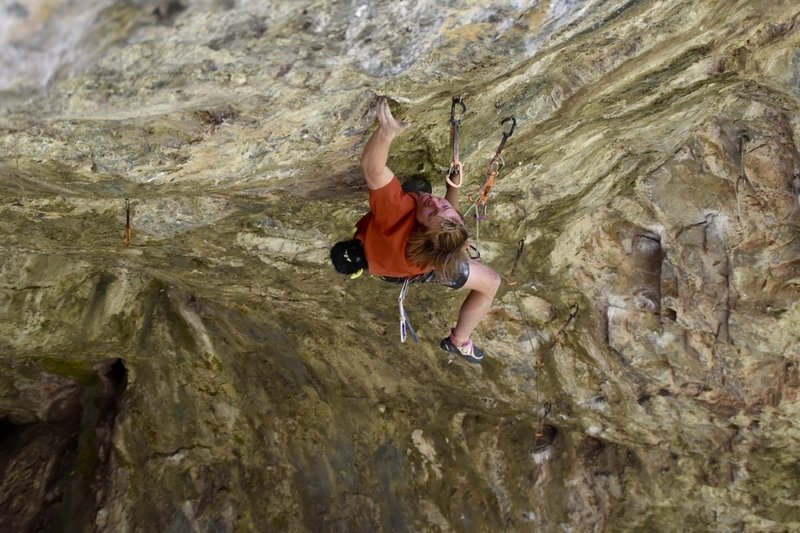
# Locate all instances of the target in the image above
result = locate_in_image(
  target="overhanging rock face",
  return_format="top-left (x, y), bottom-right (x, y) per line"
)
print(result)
top-left (1, 0), bottom-right (799, 530)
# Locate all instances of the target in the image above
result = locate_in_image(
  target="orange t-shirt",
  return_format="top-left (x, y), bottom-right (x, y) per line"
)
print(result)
top-left (354, 177), bottom-right (430, 278)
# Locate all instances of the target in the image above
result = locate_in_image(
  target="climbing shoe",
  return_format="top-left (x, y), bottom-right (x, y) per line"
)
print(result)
top-left (440, 334), bottom-right (484, 364)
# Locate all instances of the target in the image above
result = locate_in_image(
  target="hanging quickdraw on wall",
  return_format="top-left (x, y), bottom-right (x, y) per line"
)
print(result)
top-left (446, 96), bottom-right (467, 188)
top-left (123, 199), bottom-right (133, 247)
top-left (508, 239), bottom-right (524, 284)
top-left (468, 116), bottom-right (516, 220)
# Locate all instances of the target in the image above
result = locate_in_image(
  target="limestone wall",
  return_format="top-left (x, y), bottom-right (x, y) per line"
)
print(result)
top-left (1, 0), bottom-right (799, 530)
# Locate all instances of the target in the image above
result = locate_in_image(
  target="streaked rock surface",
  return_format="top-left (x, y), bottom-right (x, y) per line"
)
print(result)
top-left (1, 0), bottom-right (799, 530)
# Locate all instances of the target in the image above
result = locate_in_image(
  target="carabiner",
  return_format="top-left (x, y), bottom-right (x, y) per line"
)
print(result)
top-left (446, 161), bottom-right (464, 188)
top-left (501, 116), bottom-right (516, 138)
top-left (450, 96), bottom-right (466, 125)
top-left (447, 96), bottom-right (466, 188)
top-left (494, 117), bottom-right (516, 155)
top-left (398, 279), bottom-right (419, 344)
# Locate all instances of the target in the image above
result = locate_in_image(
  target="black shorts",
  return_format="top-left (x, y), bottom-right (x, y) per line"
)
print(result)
top-left (380, 259), bottom-right (470, 290)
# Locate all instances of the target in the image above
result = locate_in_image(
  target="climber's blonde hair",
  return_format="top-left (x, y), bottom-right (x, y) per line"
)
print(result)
top-left (407, 216), bottom-right (468, 281)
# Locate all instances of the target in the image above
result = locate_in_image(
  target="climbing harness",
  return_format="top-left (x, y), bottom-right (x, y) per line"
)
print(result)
top-left (467, 116), bottom-right (516, 220)
top-left (398, 278), bottom-right (419, 344)
top-left (446, 96), bottom-right (467, 188)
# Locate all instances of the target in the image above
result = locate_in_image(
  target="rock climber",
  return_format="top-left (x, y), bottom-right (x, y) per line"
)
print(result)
top-left (330, 97), bottom-right (501, 363)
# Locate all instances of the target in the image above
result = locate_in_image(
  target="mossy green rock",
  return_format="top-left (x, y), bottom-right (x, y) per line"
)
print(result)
top-left (1, 0), bottom-right (800, 530)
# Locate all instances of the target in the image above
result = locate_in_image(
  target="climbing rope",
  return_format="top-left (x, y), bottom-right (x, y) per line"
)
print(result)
top-left (534, 304), bottom-right (578, 443)
top-left (506, 240), bottom-right (578, 451)
top-left (446, 96), bottom-right (467, 188)
top-left (506, 241), bottom-right (545, 443)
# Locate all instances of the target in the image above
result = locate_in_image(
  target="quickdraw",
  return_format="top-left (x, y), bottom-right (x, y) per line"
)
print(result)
top-left (446, 96), bottom-right (467, 188)
top-left (469, 116), bottom-right (516, 219)
top-left (504, 242), bottom-right (578, 455)
top-left (554, 303), bottom-right (579, 342)
top-left (534, 402), bottom-right (552, 438)
top-left (123, 199), bottom-right (132, 247)
top-left (508, 239), bottom-right (524, 283)
top-left (398, 278), bottom-right (419, 344)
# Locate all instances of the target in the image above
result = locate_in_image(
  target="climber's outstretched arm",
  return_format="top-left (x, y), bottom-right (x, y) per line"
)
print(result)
top-left (444, 182), bottom-right (460, 212)
top-left (360, 97), bottom-right (408, 190)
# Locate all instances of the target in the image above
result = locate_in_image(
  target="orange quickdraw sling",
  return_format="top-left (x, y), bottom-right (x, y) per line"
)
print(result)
top-left (469, 116), bottom-right (516, 219)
